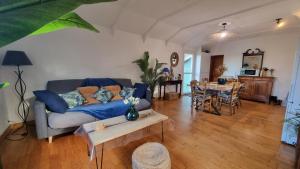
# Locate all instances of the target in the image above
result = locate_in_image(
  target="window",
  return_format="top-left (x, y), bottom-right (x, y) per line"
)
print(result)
top-left (183, 53), bottom-right (193, 94)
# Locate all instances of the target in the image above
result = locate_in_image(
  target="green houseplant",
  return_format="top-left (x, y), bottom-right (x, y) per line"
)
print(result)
top-left (0, 82), bottom-right (9, 89)
top-left (0, 0), bottom-right (116, 47)
top-left (133, 51), bottom-right (166, 98)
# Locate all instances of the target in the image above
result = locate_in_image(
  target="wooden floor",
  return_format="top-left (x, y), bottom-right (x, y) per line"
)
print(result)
top-left (0, 96), bottom-right (296, 169)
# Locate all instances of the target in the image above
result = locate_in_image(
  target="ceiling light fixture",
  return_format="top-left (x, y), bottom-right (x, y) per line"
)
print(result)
top-left (275, 18), bottom-right (285, 28)
top-left (294, 11), bottom-right (300, 18)
top-left (219, 22), bottom-right (228, 39)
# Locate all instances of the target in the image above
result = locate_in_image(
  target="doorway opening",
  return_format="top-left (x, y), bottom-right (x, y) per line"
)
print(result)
top-left (183, 53), bottom-right (193, 94)
top-left (209, 55), bottom-right (224, 82)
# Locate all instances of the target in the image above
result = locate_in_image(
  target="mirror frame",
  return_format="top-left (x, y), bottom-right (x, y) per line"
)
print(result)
top-left (242, 48), bottom-right (264, 70)
top-left (170, 52), bottom-right (179, 67)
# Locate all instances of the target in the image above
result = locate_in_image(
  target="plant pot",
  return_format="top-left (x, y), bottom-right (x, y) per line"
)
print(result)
top-left (217, 78), bottom-right (227, 85)
top-left (125, 106), bottom-right (139, 121)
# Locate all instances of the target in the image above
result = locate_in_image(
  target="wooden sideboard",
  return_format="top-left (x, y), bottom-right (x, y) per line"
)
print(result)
top-left (238, 76), bottom-right (274, 103)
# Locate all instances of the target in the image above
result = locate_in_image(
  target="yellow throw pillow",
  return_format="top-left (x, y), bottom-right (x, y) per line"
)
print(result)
top-left (78, 86), bottom-right (99, 104)
top-left (103, 85), bottom-right (123, 101)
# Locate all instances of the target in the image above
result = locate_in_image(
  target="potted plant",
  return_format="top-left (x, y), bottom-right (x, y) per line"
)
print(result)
top-left (133, 52), bottom-right (166, 98)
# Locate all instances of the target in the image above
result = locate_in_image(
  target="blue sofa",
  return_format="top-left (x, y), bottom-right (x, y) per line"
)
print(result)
top-left (33, 78), bottom-right (152, 142)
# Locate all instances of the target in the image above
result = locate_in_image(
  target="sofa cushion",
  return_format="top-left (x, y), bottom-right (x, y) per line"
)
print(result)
top-left (48, 99), bottom-right (150, 129)
top-left (81, 78), bottom-right (119, 87)
top-left (103, 85), bottom-right (123, 101)
top-left (48, 111), bottom-right (96, 129)
top-left (94, 88), bottom-right (113, 103)
top-left (59, 90), bottom-right (85, 108)
top-left (120, 87), bottom-right (135, 99)
top-left (135, 99), bottom-right (151, 111)
top-left (33, 90), bottom-right (68, 113)
top-left (78, 86), bottom-right (99, 104)
top-left (133, 83), bottom-right (148, 98)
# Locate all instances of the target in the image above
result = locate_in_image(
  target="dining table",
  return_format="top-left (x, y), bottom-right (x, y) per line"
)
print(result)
top-left (196, 82), bottom-right (234, 116)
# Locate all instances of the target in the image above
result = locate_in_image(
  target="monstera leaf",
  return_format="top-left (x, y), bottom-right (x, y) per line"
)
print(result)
top-left (0, 82), bottom-right (10, 89)
top-left (0, 0), bottom-right (116, 47)
top-left (31, 12), bottom-right (99, 35)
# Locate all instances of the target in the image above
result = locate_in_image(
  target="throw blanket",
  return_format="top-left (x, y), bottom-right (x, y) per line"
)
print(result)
top-left (67, 100), bottom-right (130, 120)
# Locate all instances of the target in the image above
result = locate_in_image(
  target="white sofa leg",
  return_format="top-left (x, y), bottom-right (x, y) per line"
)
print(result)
top-left (48, 136), bottom-right (53, 144)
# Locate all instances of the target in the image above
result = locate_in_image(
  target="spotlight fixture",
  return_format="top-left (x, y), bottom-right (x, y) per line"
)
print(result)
top-left (275, 18), bottom-right (285, 28)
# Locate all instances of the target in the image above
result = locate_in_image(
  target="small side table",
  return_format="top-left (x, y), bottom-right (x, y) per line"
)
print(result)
top-left (158, 80), bottom-right (182, 99)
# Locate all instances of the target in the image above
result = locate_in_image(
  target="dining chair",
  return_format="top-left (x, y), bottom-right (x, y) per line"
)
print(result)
top-left (236, 83), bottom-right (245, 108)
top-left (219, 83), bottom-right (240, 115)
top-left (190, 80), bottom-right (212, 112)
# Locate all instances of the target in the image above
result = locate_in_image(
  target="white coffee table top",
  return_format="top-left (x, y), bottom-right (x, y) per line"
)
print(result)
top-left (82, 109), bottom-right (168, 146)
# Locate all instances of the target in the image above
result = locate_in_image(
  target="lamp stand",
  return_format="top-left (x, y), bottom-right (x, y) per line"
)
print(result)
top-left (6, 66), bottom-right (30, 141)
top-left (14, 66), bottom-right (30, 124)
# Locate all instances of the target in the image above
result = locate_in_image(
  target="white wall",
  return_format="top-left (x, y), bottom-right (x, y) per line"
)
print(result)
top-left (0, 89), bottom-right (9, 135)
top-left (200, 52), bottom-right (211, 81)
top-left (0, 25), bottom-right (183, 124)
top-left (192, 50), bottom-right (211, 81)
top-left (211, 31), bottom-right (300, 100)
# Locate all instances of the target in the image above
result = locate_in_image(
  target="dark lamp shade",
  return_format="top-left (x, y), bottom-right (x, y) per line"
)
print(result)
top-left (2, 51), bottom-right (32, 66)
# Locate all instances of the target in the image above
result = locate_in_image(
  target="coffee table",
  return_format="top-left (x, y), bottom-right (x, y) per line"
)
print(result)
top-left (75, 109), bottom-right (169, 169)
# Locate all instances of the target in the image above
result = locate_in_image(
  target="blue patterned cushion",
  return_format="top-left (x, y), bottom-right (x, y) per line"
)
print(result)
top-left (120, 87), bottom-right (135, 99)
top-left (59, 90), bottom-right (85, 108)
top-left (94, 88), bottom-right (113, 103)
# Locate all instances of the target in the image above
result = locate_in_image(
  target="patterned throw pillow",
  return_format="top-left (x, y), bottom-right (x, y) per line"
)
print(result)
top-left (94, 88), bottom-right (113, 103)
top-left (59, 90), bottom-right (85, 108)
top-left (103, 85), bottom-right (123, 101)
top-left (78, 86), bottom-right (99, 104)
top-left (120, 87), bottom-right (135, 99)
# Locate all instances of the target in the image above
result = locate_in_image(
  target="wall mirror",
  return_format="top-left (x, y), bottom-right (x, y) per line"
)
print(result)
top-left (242, 48), bottom-right (264, 70)
top-left (170, 52), bottom-right (179, 67)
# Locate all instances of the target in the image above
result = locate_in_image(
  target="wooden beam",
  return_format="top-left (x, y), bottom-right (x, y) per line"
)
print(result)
top-left (142, 0), bottom-right (200, 39)
top-left (110, 0), bottom-right (132, 35)
top-left (166, 0), bottom-right (285, 43)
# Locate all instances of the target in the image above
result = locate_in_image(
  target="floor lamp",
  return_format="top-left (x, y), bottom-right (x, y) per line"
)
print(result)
top-left (2, 51), bottom-right (32, 140)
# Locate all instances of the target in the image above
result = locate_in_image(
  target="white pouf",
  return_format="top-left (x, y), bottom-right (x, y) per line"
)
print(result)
top-left (132, 142), bottom-right (171, 169)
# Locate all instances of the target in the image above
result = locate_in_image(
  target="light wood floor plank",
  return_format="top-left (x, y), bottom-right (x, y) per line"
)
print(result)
top-left (0, 97), bottom-right (295, 169)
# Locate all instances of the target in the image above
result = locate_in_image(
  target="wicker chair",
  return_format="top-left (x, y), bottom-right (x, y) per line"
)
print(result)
top-left (219, 83), bottom-right (241, 115)
top-left (236, 83), bottom-right (245, 108)
top-left (190, 80), bottom-right (212, 112)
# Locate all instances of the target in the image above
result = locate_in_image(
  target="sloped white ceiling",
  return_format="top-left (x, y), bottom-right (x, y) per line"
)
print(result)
top-left (76, 0), bottom-right (300, 49)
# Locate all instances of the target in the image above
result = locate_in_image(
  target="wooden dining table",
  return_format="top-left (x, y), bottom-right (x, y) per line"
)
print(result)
top-left (196, 82), bottom-right (234, 115)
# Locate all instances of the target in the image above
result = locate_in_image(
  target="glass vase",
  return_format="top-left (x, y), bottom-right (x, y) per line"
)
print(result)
top-left (125, 105), bottom-right (139, 121)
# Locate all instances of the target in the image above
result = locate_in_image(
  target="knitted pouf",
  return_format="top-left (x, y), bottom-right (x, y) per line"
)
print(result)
top-left (132, 142), bottom-right (171, 169)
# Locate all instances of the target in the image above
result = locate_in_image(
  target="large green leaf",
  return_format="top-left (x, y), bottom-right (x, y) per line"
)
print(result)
top-left (0, 0), bottom-right (116, 47)
top-left (133, 51), bottom-right (150, 73)
top-left (0, 82), bottom-right (10, 89)
top-left (31, 12), bottom-right (99, 35)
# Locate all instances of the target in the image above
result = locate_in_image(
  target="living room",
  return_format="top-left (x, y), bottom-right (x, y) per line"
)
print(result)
top-left (1, 0), bottom-right (300, 169)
